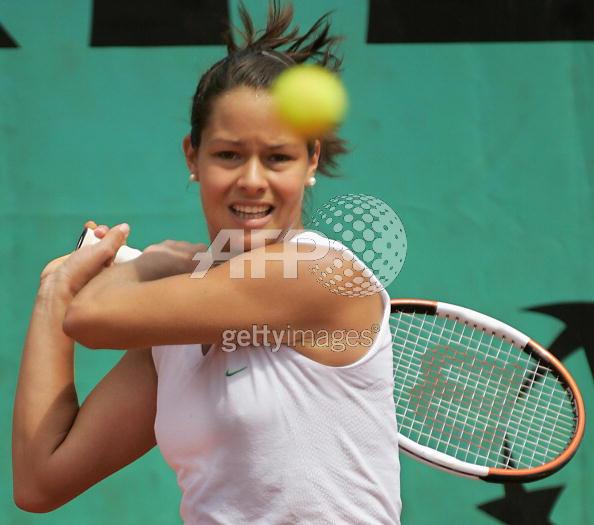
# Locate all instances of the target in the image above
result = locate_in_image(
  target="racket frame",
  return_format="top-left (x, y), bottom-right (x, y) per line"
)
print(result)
top-left (391, 298), bottom-right (586, 482)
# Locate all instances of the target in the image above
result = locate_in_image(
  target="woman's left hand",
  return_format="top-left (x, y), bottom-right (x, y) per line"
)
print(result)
top-left (136, 239), bottom-right (210, 281)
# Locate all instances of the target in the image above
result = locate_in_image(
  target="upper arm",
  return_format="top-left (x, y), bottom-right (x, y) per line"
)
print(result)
top-left (36, 348), bottom-right (157, 511)
top-left (63, 243), bottom-right (384, 365)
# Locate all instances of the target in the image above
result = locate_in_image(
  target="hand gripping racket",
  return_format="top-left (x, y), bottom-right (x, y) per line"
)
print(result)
top-left (390, 298), bottom-right (585, 482)
top-left (75, 227), bottom-right (142, 263)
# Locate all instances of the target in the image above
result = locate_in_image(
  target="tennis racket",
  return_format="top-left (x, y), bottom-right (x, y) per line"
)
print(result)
top-left (390, 298), bottom-right (585, 482)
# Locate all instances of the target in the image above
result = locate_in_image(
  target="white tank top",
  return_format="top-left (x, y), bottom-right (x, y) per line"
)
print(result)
top-left (152, 231), bottom-right (402, 524)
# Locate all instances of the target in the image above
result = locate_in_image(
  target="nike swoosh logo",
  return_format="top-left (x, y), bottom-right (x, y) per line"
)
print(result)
top-left (225, 366), bottom-right (248, 377)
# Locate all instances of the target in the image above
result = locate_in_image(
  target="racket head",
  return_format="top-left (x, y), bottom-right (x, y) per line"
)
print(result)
top-left (390, 298), bottom-right (586, 482)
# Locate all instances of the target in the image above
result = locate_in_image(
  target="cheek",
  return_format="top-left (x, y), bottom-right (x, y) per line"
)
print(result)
top-left (199, 183), bottom-right (227, 220)
top-left (275, 172), bottom-right (307, 202)
top-left (200, 172), bottom-right (229, 199)
top-left (276, 188), bottom-right (305, 219)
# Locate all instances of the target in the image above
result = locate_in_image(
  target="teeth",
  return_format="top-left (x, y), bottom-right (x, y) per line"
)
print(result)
top-left (233, 210), bottom-right (269, 219)
top-left (230, 204), bottom-right (273, 220)
top-left (232, 204), bottom-right (272, 213)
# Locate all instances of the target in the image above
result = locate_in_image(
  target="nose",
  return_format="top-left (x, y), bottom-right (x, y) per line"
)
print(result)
top-left (236, 156), bottom-right (268, 194)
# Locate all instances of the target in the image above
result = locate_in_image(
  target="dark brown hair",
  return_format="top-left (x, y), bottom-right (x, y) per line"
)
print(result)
top-left (189, 0), bottom-right (348, 179)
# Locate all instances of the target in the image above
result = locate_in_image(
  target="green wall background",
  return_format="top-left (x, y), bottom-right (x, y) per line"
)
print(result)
top-left (2, 1), bottom-right (593, 523)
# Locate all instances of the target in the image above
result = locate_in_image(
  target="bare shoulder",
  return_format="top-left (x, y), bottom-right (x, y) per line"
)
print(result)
top-left (253, 241), bottom-right (385, 366)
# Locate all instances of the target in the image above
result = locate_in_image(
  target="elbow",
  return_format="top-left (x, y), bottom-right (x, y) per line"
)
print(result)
top-left (14, 494), bottom-right (49, 514)
top-left (13, 461), bottom-right (81, 513)
top-left (13, 484), bottom-right (62, 514)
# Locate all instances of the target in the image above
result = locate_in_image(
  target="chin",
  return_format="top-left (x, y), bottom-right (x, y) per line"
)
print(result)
top-left (242, 228), bottom-right (282, 251)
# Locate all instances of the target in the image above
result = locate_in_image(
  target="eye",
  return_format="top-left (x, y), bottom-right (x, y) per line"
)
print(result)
top-left (215, 151), bottom-right (240, 161)
top-left (269, 154), bottom-right (293, 163)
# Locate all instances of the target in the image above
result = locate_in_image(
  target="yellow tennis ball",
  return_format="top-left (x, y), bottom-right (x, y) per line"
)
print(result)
top-left (271, 64), bottom-right (348, 137)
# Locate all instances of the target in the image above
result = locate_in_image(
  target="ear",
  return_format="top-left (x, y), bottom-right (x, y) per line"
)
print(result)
top-left (307, 139), bottom-right (321, 177)
top-left (182, 134), bottom-right (199, 179)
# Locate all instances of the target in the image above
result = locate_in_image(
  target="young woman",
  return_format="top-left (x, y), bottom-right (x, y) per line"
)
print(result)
top-left (12, 3), bottom-right (402, 523)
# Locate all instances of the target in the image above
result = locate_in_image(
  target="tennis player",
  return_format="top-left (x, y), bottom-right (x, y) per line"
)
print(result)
top-left (13, 2), bottom-right (402, 523)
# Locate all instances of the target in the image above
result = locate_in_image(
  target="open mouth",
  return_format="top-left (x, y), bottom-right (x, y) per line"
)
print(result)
top-left (229, 204), bottom-right (274, 220)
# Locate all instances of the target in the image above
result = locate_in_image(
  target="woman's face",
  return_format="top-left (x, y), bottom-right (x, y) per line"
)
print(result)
top-left (184, 86), bottom-right (320, 253)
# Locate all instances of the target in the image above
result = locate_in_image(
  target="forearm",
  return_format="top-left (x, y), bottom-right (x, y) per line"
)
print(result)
top-left (62, 241), bottom-right (217, 349)
top-left (12, 282), bottom-right (79, 500)
top-left (62, 253), bottom-right (186, 348)
top-left (63, 256), bottom-right (149, 325)
top-left (68, 252), bottom-right (179, 309)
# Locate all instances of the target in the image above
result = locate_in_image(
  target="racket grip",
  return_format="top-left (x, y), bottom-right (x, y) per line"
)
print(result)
top-left (75, 227), bottom-right (143, 263)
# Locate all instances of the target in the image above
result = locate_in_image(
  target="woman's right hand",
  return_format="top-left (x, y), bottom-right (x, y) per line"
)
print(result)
top-left (40, 221), bottom-right (101, 283)
top-left (38, 220), bottom-right (124, 299)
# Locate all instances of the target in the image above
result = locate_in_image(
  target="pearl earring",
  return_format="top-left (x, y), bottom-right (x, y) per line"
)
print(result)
top-left (307, 177), bottom-right (316, 187)
top-left (189, 173), bottom-right (197, 182)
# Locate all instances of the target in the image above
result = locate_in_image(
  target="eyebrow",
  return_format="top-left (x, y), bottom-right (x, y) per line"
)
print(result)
top-left (209, 138), bottom-right (297, 149)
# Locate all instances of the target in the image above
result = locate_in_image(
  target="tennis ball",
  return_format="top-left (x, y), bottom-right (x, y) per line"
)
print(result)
top-left (271, 64), bottom-right (348, 137)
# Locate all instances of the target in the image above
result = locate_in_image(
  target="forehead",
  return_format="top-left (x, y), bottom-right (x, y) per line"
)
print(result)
top-left (203, 86), bottom-right (304, 146)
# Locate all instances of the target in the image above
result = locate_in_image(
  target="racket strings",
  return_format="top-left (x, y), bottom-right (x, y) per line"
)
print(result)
top-left (392, 313), bottom-right (536, 464)
top-left (392, 323), bottom-right (559, 385)
top-left (388, 310), bottom-right (572, 464)
top-left (390, 320), bottom-right (575, 432)
top-left (391, 330), bottom-right (575, 430)
top-left (390, 316), bottom-right (575, 428)
top-left (390, 320), bottom-right (572, 466)
top-left (391, 311), bottom-right (577, 470)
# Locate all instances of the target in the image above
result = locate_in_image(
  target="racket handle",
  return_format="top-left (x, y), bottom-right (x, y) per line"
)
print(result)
top-left (75, 227), bottom-right (143, 263)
